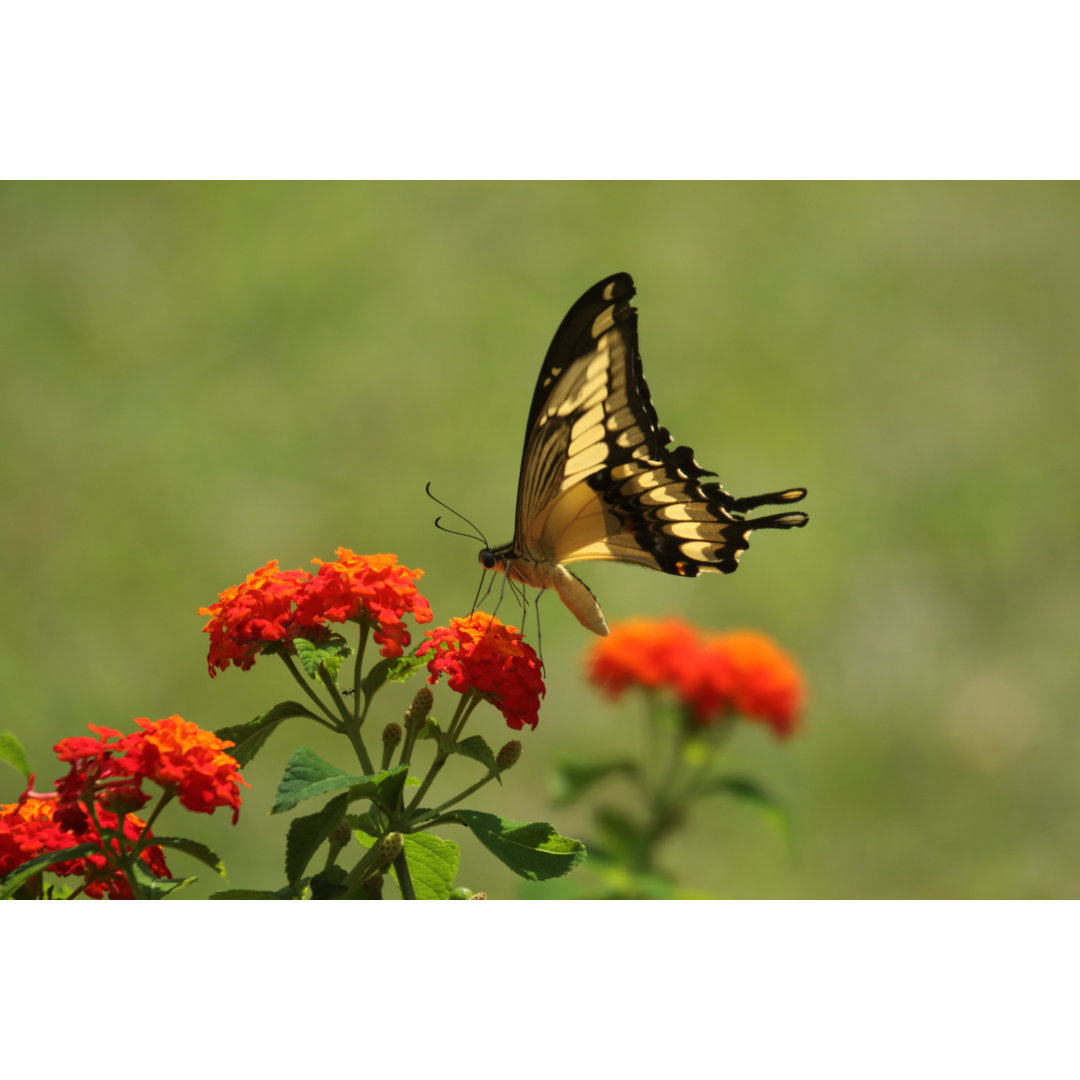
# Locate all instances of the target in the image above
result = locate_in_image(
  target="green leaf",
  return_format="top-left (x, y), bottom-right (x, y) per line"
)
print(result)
top-left (361, 655), bottom-right (427, 699)
top-left (285, 793), bottom-right (350, 892)
top-left (211, 887), bottom-right (296, 900)
top-left (152, 836), bottom-right (226, 877)
top-left (550, 758), bottom-right (638, 806)
top-left (294, 635), bottom-right (351, 681)
top-left (453, 735), bottom-right (498, 773)
top-left (703, 775), bottom-right (793, 847)
top-left (0, 732), bottom-right (30, 779)
top-left (130, 860), bottom-right (197, 899)
top-left (400, 832), bottom-right (460, 899)
top-left (216, 700), bottom-right (325, 767)
top-left (271, 747), bottom-right (408, 814)
top-left (593, 806), bottom-right (647, 865)
top-left (0, 843), bottom-right (101, 899)
top-left (455, 810), bottom-right (586, 881)
top-left (309, 866), bottom-right (349, 899)
top-left (349, 828), bottom-right (460, 899)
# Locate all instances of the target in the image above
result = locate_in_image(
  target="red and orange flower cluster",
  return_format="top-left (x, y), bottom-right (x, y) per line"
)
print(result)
top-left (419, 612), bottom-right (545, 730)
top-left (0, 716), bottom-right (246, 898)
top-left (585, 618), bottom-right (804, 738)
top-left (199, 550), bottom-right (433, 676)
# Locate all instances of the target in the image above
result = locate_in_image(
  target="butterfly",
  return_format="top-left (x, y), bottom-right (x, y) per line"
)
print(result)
top-left (478, 272), bottom-right (809, 636)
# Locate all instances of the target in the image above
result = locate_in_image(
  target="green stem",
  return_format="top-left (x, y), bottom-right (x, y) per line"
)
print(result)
top-left (319, 662), bottom-right (354, 727)
top-left (394, 849), bottom-right (416, 900)
top-left (280, 652), bottom-right (342, 728)
top-left (343, 722), bottom-right (376, 776)
top-left (403, 692), bottom-right (477, 814)
top-left (352, 620), bottom-right (371, 722)
top-left (409, 771), bottom-right (497, 827)
top-left (340, 840), bottom-right (390, 899)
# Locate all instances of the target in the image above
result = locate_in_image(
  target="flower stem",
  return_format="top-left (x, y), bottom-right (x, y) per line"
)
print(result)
top-left (280, 653), bottom-right (342, 728)
top-left (352, 620), bottom-right (371, 721)
top-left (409, 770), bottom-right (497, 826)
top-left (394, 849), bottom-right (416, 900)
top-left (404, 692), bottom-right (477, 814)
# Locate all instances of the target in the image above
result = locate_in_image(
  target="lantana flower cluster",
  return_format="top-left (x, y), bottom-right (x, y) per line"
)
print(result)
top-left (0, 716), bottom-right (246, 898)
top-left (199, 550), bottom-right (433, 676)
top-left (419, 612), bottom-right (545, 730)
top-left (586, 618), bottom-right (804, 738)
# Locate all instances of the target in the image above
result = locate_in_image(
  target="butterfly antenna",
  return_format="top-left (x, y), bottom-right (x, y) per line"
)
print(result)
top-left (426, 482), bottom-right (489, 546)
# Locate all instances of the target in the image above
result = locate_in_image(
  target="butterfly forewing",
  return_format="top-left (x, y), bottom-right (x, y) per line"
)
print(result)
top-left (510, 272), bottom-right (807, 580)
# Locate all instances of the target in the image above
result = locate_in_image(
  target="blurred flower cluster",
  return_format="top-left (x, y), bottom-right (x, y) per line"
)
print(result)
top-left (586, 618), bottom-right (804, 738)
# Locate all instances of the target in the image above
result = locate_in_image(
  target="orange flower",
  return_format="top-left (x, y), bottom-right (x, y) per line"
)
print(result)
top-left (199, 551), bottom-right (434, 674)
top-left (698, 631), bottom-right (804, 737)
top-left (118, 716), bottom-right (249, 824)
top-left (585, 618), bottom-right (805, 739)
top-left (199, 559), bottom-right (312, 675)
top-left (294, 549), bottom-right (434, 659)
top-left (585, 617), bottom-right (700, 698)
top-left (53, 716), bottom-right (247, 824)
top-left (418, 612), bottom-right (545, 730)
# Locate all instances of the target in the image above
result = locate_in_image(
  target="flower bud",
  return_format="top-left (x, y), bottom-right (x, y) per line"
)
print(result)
top-left (496, 740), bottom-right (522, 771)
top-left (382, 721), bottom-right (402, 747)
top-left (468, 892), bottom-right (488, 900)
top-left (449, 887), bottom-right (473, 900)
top-left (377, 831), bottom-right (404, 866)
top-left (329, 818), bottom-right (352, 847)
top-left (406, 686), bottom-right (434, 728)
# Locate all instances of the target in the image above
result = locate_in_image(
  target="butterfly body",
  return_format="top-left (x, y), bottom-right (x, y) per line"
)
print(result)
top-left (482, 272), bottom-right (808, 636)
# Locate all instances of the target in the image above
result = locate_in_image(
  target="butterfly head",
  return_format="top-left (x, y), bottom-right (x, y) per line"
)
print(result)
top-left (479, 544), bottom-right (515, 576)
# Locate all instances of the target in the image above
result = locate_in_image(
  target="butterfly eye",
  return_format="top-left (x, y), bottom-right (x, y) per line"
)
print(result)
top-left (479, 549), bottom-right (497, 570)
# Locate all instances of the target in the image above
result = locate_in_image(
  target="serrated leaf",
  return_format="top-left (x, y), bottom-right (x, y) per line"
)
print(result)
top-left (550, 757), bottom-right (638, 806)
top-left (400, 832), bottom-right (460, 899)
top-left (215, 701), bottom-right (324, 767)
top-left (0, 732), bottom-right (30, 779)
top-left (285, 793), bottom-right (350, 892)
top-left (271, 747), bottom-right (408, 814)
top-left (211, 887), bottom-right (296, 899)
top-left (152, 836), bottom-right (226, 877)
top-left (455, 810), bottom-right (586, 881)
top-left (294, 635), bottom-right (351, 680)
top-left (0, 842), bottom-right (100, 899)
top-left (453, 735), bottom-right (498, 773)
top-left (361, 655), bottom-right (427, 700)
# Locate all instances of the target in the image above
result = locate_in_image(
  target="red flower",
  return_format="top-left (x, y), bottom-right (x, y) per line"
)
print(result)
top-left (118, 715), bottom-right (249, 824)
top-left (293, 550), bottom-right (434, 659)
top-left (418, 612), bottom-right (545, 730)
top-left (585, 619), bottom-right (804, 739)
top-left (0, 791), bottom-right (76, 878)
top-left (0, 787), bottom-right (170, 899)
top-left (199, 559), bottom-right (312, 675)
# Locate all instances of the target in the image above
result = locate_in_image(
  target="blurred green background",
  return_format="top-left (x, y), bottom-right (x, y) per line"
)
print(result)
top-left (2, 182), bottom-right (1077, 898)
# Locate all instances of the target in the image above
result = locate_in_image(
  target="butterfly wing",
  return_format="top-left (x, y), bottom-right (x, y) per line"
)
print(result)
top-left (511, 272), bottom-right (808, 582)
